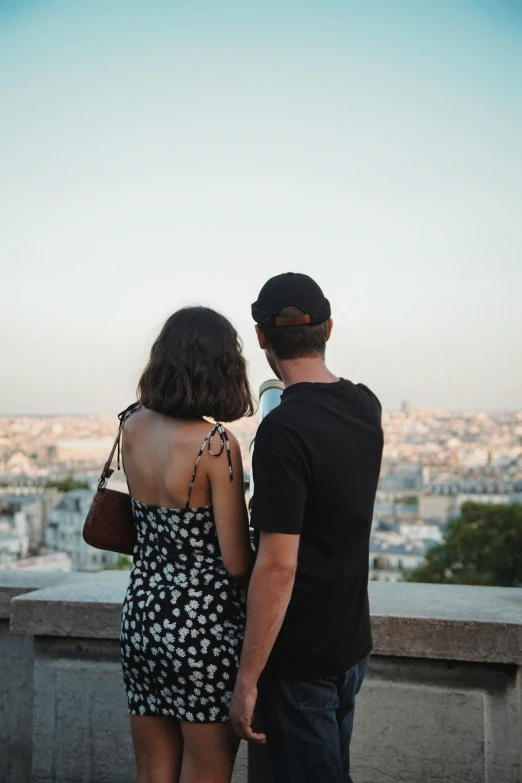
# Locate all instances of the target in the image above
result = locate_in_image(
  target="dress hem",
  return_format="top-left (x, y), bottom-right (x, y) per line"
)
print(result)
top-left (128, 708), bottom-right (231, 723)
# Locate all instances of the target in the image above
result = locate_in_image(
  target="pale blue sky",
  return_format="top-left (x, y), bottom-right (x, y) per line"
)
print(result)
top-left (1, 0), bottom-right (521, 414)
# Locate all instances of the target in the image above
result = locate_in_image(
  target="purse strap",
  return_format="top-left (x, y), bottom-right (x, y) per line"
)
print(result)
top-left (97, 402), bottom-right (141, 490)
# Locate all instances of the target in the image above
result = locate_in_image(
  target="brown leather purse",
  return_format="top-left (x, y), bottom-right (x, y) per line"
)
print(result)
top-left (82, 404), bottom-right (139, 556)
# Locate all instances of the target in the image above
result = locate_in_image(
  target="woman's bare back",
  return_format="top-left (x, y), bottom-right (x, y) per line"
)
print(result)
top-left (122, 406), bottom-right (218, 509)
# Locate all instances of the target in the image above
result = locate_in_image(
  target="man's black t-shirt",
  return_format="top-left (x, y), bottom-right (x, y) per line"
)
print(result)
top-left (250, 378), bottom-right (383, 679)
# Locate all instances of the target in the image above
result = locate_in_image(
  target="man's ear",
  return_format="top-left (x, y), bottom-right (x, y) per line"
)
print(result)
top-left (255, 325), bottom-right (270, 350)
top-left (325, 317), bottom-right (333, 343)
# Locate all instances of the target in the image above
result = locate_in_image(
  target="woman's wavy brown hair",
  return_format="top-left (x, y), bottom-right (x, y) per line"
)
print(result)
top-left (138, 307), bottom-right (255, 422)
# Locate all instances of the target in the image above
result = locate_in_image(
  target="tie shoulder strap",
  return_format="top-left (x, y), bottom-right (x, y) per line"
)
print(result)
top-left (97, 402), bottom-right (141, 490)
top-left (185, 422), bottom-right (233, 509)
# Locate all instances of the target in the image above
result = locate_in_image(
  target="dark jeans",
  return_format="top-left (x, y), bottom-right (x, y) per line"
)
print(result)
top-left (258, 655), bottom-right (370, 783)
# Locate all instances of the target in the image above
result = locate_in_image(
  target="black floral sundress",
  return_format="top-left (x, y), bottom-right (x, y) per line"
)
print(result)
top-left (120, 405), bottom-right (246, 722)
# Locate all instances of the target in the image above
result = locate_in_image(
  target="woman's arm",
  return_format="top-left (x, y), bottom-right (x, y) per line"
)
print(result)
top-left (208, 429), bottom-right (253, 585)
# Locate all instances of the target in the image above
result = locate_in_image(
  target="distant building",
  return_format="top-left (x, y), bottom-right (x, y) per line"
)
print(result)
top-left (421, 479), bottom-right (521, 523)
top-left (419, 493), bottom-right (457, 524)
top-left (378, 471), bottom-right (423, 493)
top-left (401, 401), bottom-right (412, 417)
top-left (398, 523), bottom-right (442, 542)
top-left (4, 451), bottom-right (37, 475)
top-left (0, 501), bottom-right (30, 564)
top-left (369, 537), bottom-right (435, 582)
top-left (0, 489), bottom-right (62, 550)
top-left (456, 492), bottom-right (510, 508)
top-left (0, 532), bottom-right (29, 564)
top-left (45, 489), bottom-right (119, 571)
top-left (40, 438), bottom-right (114, 465)
top-left (377, 470), bottom-right (423, 504)
top-left (373, 502), bottom-right (418, 518)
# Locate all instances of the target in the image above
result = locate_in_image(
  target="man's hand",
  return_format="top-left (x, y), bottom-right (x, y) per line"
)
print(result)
top-left (229, 532), bottom-right (298, 744)
top-left (229, 678), bottom-right (266, 744)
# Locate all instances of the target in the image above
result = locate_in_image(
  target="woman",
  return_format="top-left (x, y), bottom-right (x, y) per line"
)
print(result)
top-left (120, 307), bottom-right (254, 783)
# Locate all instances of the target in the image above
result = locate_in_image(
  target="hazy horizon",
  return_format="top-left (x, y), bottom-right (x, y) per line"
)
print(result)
top-left (2, 1), bottom-right (521, 415)
top-left (1, 403), bottom-right (520, 418)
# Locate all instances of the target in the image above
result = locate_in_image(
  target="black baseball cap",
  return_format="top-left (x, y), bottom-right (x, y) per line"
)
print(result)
top-left (251, 272), bottom-right (331, 328)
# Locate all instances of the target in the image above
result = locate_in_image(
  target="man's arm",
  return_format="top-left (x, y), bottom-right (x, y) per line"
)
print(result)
top-left (229, 530), bottom-right (299, 743)
top-left (229, 418), bottom-right (308, 741)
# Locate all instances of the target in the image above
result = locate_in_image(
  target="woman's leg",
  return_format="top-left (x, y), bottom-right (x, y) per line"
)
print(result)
top-left (180, 721), bottom-right (240, 783)
top-left (130, 714), bottom-right (184, 783)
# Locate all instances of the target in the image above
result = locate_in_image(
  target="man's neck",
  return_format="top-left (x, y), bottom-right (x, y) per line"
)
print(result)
top-left (276, 357), bottom-right (340, 389)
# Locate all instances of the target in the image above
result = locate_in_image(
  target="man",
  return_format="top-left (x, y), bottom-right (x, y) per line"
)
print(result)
top-left (230, 272), bottom-right (383, 783)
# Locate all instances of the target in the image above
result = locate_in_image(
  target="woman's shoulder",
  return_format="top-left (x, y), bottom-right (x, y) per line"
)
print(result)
top-left (122, 404), bottom-right (242, 453)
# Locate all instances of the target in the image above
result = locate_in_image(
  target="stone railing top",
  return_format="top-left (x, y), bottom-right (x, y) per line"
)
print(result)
top-left (0, 571), bottom-right (69, 619)
top-left (368, 581), bottom-right (522, 665)
top-left (8, 571), bottom-right (128, 639)
top-left (2, 571), bottom-right (522, 664)
top-left (370, 580), bottom-right (522, 623)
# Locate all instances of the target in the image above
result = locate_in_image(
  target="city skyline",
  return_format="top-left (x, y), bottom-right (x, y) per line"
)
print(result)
top-left (1, 1), bottom-right (521, 414)
top-left (1, 401), bottom-right (521, 418)
top-left (2, 403), bottom-right (521, 578)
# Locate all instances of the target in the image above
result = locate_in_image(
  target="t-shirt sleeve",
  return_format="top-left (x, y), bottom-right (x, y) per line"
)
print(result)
top-left (250, 418), bottom-right (310, 535)
top-left (357, 383), bottom-right (382, 415)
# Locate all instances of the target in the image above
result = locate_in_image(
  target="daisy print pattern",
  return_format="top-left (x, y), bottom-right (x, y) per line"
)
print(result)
top-left (120, 413), bottom-right (246, 723)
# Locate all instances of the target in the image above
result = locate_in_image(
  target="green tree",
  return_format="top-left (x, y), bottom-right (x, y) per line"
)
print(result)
top-left (45, 475), bottom-right (90, 492)
top-left (405, 502), bottom-right (522, 587)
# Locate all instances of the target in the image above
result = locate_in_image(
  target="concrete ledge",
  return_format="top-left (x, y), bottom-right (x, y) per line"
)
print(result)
top-left (9, 571), bottom-right (128, 638)
top-left (4, 572), bottom-right (522, 665)
top-left (370, 582), bottom-right (522, 665)
top-left (0, 572), bottom-right (69, 619)
top-left (1, 571), bottom-right (522, 783)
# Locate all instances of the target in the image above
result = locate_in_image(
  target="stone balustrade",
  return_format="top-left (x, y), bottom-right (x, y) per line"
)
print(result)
top-left (0, 571), bottom-right (521, 783)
